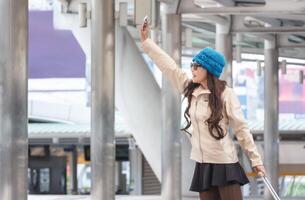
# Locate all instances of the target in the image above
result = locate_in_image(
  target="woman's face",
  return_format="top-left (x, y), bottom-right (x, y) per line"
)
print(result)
top-left (191, 63), bottom-right (208, 84)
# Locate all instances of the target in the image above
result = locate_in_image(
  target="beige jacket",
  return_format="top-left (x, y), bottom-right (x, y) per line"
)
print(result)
top-left (141, 38), bottom-right (263, 167)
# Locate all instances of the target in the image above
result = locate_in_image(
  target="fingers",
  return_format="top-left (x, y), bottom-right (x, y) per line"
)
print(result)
top-left (262, 169), bottom-right (266, 176)
top-left (140, 26), bottom-right (150, 42)
top-left (257, 171), bottom-right (264, 177)
top-left (141, 22), bottom-right (148, 32)
top-left (255, 166), bottom-right (266, 177)
top-left (139, 16), bottom-right (150, 42)
top-left (142, 16), bottom-right (148, 30)
top-left (141, 17), bottom-right (149, 32)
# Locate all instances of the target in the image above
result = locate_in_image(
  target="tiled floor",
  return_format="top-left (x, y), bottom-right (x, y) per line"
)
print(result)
top-left (28, 195), bottom-right (194, 200)
top-left (28, 195), bottom-right (305, 200)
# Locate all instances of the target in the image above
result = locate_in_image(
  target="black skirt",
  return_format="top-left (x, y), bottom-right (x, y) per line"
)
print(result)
top-left (189, 161), bottom-right (250, 192)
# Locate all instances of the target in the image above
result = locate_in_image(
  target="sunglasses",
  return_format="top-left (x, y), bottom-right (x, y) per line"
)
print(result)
top-left (190, 62), bottom-right (201, 70)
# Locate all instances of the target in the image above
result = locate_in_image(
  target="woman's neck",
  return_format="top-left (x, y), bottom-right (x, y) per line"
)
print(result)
top-left (200, 80), bottom-right (208, 89)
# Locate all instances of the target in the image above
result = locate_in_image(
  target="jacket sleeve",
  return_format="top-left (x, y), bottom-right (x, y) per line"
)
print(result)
top-left (225, 88), bottom-right (263, 167)
top-left (141, 38), bottom-right (190, 94)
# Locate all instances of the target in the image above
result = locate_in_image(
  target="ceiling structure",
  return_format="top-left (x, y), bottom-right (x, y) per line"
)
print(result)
top-left (174, 0), bottom-right (305, 60)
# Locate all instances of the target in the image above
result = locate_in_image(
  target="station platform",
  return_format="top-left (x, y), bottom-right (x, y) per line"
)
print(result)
top-left (27, 195), bottom-right (305, 200)
top-left (28, 196), bottom-right (174, 200)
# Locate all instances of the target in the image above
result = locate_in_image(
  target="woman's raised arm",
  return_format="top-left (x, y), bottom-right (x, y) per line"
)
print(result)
top-left (139, 17), bottom-right (190, 94)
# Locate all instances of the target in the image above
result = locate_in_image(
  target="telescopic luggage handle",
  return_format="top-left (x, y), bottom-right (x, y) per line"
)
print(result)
top-left (257, 172), bottom-right (281, 200)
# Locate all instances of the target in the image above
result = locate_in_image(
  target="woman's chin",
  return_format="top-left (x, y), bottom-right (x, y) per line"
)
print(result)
top-left (192, 78), bottom-right (199, 83)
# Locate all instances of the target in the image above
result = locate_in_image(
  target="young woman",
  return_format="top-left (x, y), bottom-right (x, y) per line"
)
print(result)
top-left (139, 19), bottom-right (266, 200)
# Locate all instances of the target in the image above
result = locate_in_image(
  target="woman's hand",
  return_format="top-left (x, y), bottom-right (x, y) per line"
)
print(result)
top-left (252, 165), bottom-right (267, 177)
top-left (139, 16), bottom-right (150, 43)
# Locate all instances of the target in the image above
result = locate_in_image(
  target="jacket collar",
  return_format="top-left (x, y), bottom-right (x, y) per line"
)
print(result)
top-left (192, 85), bottom-right (211, 97)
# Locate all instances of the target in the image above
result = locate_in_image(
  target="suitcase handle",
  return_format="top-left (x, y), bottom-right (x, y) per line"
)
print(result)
top-left (257, 172), bottom-right (281, 200)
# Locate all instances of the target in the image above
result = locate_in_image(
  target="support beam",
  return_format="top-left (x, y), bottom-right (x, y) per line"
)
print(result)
top-left (182, 14), bottom-right (229, 26)
top-left (215, 0), bottom-right (235, 7)
top-left (160, 3), bottom-right (182, 200)
top-left (0, 0), bottom-right (28, 199)
top-left (276, 34), bottom-right (305, 48)
top-left (216, 19), bottom-right (233, 87)
top-left (91, 0), bottom-right (115, 199)
top-left (247, 32), bottom-right (305, 48)
top-left (181, 23), bottom-right (215, 39)
top-left (179, 1), bottom-right (305, 15)
top-left (264, 35), bottom-right (279, 200)
top-left (232, 16), bottom-right (305, 34)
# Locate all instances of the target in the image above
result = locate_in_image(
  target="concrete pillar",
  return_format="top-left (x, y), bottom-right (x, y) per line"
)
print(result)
top-left (91, 0), bottom-right (115, 199)
top-left (264, 35), bottom-right (279, 200)
top-left (129, 144), bottom-right (142, 195)
top-left (0, 0), bottom-right (28, 199)
top-left (115, 161), bottom-right (119, 192)
top-left (71, 145), bottom-right (78, 194)
top-left (216, 22), bottom-right (233, 87)
top-left (151, 1), bottom-right (161, 45)
top-left (117, 161), bottom-right (123, 193)
top-left (160, 3), bottom-right (182, 200)
top-left (236, 33), bottom-right (243, 63)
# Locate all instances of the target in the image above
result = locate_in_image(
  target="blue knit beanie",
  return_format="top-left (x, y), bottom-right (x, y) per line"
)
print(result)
top-left (192, 47), bottom-right (227, 78)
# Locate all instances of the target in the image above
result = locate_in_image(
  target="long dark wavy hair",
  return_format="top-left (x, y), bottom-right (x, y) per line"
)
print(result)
top-left (181, 70), bottom-right (227, 140)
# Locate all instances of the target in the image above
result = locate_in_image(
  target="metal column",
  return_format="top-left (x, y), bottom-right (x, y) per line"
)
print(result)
top-left (71, 145), bottom-right (78, 194)
top-left (264, 36), bottom-right (279, 200)
top-left (129, 141), bottom-right (142, 195)
top-left (0, 0), bottom-right (28, 200)
top-left (216, 23), bottom-right (233, 86)
top-left (91, 0), bottom-right (115, 199)
top-left (160, 4), bottom-right (182, 200)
